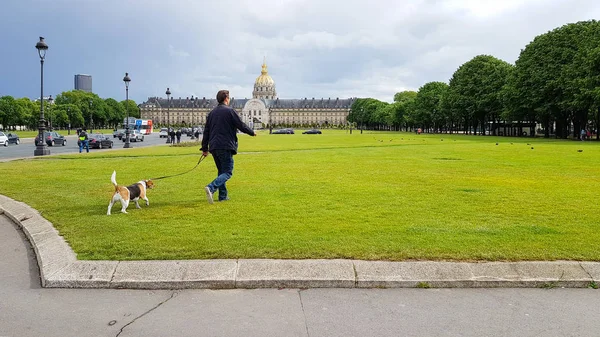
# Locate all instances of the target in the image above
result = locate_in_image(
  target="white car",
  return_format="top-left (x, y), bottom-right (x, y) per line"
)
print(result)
top-left (124, 130), bottom-right (145, 142)
top-left (159, 128), bottom-right (168, 138)
top-left (0, 132), bottom-right (8, 147)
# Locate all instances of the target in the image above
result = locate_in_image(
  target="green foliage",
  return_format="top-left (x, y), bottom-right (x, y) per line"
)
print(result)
top-left (510, 20), bottom-right (600, 138)
top-left (394, 91), bottom-right (418, 104)
top-left (14, 98), bottom-right (36, 129)
top-left (0, 96), bottom-right (17, 129)
top-left (121, 99), bottom-right (140, 119)
top-left (104, 98), bottom-right (125, 128)
top-left (0, 90), bottom-right (141, 131)
top-left (413, 82), bottom-right (449, 130)
top-left (54, 90), bottom-right (109, 129)
top-left (444, 55), bottom-right (513, 134)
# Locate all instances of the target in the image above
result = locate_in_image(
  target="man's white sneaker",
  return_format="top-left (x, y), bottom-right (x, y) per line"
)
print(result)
top-left (205, 186), bottom-right (214, 204)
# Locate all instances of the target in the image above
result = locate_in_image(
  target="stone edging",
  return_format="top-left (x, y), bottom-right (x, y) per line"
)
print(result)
top-left (1, 194), bottom-right (599, 289)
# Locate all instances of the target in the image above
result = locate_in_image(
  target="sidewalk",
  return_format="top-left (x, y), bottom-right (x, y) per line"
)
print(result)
top-left (1, 194), bottom-right (598, 290)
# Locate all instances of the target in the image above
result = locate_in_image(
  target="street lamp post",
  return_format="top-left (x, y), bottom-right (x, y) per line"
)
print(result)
top-left (48, 95), bottom-right (53, 130)
top-left (34, 37), bottom-right (50, 156)
top-left (360, 108), bottom-right (363, 134)
top-left (67, 107), bottom-right (71, 135)
top-left (166, 87), bottom-right (171, 143)
top-left (123, 72), bottom-right (132, 148)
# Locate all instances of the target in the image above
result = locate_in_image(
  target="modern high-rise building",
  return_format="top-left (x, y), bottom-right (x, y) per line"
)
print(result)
top-left (74, 74), bottom-right (92, 92)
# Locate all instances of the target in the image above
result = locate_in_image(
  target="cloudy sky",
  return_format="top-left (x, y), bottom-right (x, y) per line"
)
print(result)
top-left (1, 0), bottom-right (600, 104)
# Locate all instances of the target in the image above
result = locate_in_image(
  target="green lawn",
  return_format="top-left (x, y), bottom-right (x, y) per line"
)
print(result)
top-left (1, 130), bottom-right (599, 261)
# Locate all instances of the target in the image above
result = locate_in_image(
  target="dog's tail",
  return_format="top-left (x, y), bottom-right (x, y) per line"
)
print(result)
top-left (111, 170), bottom-right (118, 191)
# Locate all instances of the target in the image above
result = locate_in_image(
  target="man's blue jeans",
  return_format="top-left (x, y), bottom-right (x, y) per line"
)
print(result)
top-left (79, 140), bottom-right (89, 153)
top-left (206, 150), bottom-right (234, 201)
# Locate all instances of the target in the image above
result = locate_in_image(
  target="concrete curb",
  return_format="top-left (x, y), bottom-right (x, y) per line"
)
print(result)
top-left (1, 194), bottom-right (598, 289)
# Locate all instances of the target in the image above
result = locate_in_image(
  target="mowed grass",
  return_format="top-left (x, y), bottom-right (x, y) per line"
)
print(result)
top-left (0, 130), bottom-right (599, 261)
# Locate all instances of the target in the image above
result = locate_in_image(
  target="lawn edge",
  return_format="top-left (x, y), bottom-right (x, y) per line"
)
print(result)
top-left (1, 194), bottom-right (599, 289)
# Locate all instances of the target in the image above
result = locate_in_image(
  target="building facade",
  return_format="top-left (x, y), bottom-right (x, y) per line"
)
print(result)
top-left (140, 61), bottom-right (355, 128)
top-left (74, 74), bottom-right (92, 92)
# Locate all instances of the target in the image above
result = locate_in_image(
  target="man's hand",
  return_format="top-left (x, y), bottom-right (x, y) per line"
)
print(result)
top-left (202, 151), bottom-right (209, 157)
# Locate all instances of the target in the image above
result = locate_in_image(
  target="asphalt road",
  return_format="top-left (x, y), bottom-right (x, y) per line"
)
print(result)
top-left (0, 132), bottom-right (197, 161)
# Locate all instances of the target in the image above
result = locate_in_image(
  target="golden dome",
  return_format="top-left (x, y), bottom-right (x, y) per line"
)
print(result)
top-left (254, 58), bottom-right (275, 86)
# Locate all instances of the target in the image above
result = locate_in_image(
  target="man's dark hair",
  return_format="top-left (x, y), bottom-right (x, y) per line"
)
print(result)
top-left (216, 90), bottom-right (229, 104)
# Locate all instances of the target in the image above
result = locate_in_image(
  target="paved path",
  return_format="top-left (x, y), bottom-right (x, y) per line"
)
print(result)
top-left (3, 215), bottom-right (600, 336)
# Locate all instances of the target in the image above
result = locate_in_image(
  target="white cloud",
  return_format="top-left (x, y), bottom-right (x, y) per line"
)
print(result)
top-left (4, 0), bottom-right (600, 102)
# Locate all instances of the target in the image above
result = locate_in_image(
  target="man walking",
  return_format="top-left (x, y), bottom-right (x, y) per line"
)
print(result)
top-left (201, 90), bottom-right (256, 203)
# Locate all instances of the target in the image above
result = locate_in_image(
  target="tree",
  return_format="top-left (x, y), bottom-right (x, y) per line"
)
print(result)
top-left (510, 20), bottom-right (600, 138)
top-left (0, 96), bottom-right (17, 129)
top-left (51, 103), bottom-right (83, 129)
top-left (14, 98), bottom-right (35, 129)
top-left (121, 99), bottom-right (140, 119)
top-left (104, 98), bottom-right (125, 128)
top-left (394, 91), bottom-right (418, 104)
top-left (444, 55), bottom-right (512, 135)
top-left (54, 90), bottom-right (108, 129)
top-left (414, 82), bottom-right (449, 133)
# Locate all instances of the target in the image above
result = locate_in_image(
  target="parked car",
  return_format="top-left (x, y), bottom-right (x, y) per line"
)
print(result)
top-left (302, 129), bottom-right (322, 134)
top-left (159, 128), bottom-right (169, 138)
top-left (123, 130), bottom-right (144, 142)
top-left (272, 128), bottom-right (294, 134)
top-left (7, 132), bottom-right (20, 145)
top-left (0, 132), bottom-right (8, 147)
top-left (113, 129), bottom-right (126, 139)
top-left (34, 131), bottom-right (67, 146)
top-left (89, 134), bottom-right (114, 149)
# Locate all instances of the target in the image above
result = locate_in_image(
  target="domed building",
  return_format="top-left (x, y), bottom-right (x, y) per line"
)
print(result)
top-left (140, 60), bottom-right (356, 129)
top-left (253, 59), bottom-right (277, 100)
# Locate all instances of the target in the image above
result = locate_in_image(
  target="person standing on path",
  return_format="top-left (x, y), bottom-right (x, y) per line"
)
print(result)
top-left (201, 90), bottom-right (256, 203)
top-left (169, 128), bottom-right (176, 144)
top-left (78, 128), bottom-right (89, 153)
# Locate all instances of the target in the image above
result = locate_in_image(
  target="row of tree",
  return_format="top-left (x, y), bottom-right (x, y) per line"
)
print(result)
top-left (349, 20), bottom-right (600, 139)
top-left (0, 90), bottom-right (140, 131)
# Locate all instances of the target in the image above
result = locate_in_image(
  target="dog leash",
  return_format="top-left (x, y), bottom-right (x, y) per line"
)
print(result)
top-left (151, 154), bottom-right (206, 180)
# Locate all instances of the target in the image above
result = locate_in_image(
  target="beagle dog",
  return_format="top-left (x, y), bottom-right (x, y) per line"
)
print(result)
top-left (107, 170), bottom-right (154, 215)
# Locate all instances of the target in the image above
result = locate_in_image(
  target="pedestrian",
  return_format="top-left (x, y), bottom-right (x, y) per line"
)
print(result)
top-left (176, 129), bottom-right (182, 143)
top-left (169, 128), bottom-right (176, 144)
top-left (201, 90), bottom-right (257, 203)
top-left (581, 128), bottom-right (586, 141)
top-left (78, 128), bottom-right (89, 153)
